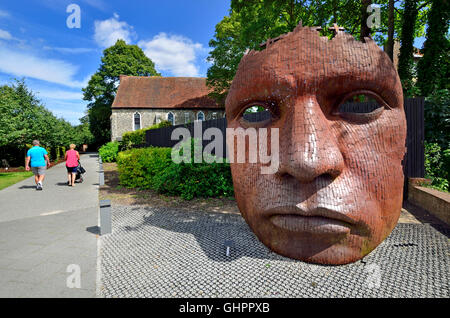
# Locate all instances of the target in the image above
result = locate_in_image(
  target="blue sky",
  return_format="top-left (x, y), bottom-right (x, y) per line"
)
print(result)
top-left (0, 1), bottom-right (427, 125)
top-left (0, 0), bottom-right (230, 125)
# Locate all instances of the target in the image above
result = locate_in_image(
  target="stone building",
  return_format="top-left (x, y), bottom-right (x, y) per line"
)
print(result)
top-left (111, 76), bottom-right (224, 141)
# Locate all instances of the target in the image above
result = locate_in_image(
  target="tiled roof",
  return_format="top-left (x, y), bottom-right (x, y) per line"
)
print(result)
top-left (112, 76), bottom-right (222, 109)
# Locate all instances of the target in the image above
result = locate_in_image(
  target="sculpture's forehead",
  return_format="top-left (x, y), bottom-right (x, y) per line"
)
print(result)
top-left (227, 28), bottom-right (401, 108)
top-left (230, 28), bottom-right (395, 92)
top-left (242, 29), bottom-right (385, 79)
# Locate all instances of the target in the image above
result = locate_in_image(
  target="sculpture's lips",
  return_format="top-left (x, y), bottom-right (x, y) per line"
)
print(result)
top-left (266, 206), bottom-right (355, 234)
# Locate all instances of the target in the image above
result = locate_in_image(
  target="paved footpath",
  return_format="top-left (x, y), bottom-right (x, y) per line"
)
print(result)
top-left (0, 153), bottom-right (100, 297)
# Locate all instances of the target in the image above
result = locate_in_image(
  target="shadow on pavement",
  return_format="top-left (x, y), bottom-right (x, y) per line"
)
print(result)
top-left (18, 185), bottom-right (36, 189)
top-left (121, 207), bottom-right (298, 264)
top-left (86, 225), bottom-right (100, 235)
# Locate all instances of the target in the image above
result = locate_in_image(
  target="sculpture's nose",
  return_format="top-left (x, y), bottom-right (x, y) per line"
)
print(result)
top-left (278, 96), bottom-right (345, 183)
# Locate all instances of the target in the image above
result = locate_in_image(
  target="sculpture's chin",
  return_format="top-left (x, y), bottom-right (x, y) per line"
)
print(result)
top-left (243, 213), bottom-right (391, 265)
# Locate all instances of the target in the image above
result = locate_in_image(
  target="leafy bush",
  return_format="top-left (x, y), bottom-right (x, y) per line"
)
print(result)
top-left (99, 141), bottom-right (120, 162)
top-left (117, 147), bottom-right (173, 189)
top-left (424, 142), bottom-right (449, 192)
top-left (122, 120), bottom-right (172, 150)
top-left (117, 141), bottom-right (234, 200)
top-left (153, 160), bottom-right (234, 200)
top-left (424, 89), bottom-right (450, 150)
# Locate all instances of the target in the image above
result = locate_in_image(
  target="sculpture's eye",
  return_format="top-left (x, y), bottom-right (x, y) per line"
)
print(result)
top-left (239, 101), bottom-right (278, 127)
top-left (334, 91), bottom-right (388, 123)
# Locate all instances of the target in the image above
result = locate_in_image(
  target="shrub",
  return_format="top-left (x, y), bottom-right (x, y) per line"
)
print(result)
top-left (117, 141), bottom-right (234, 200)
top-left (99, 141), bottom-right (120, 162)
top-left (424, 142), bottom-right (449, 192)
top-left (122, 120), bottom-right (172, 150)
top-left (153, 160), bottom-right (234, 200)
top-left (117, 147), bottom-right (173, 189)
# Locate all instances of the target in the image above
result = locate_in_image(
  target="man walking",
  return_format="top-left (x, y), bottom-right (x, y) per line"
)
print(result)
top-left (25, 140), bottom-right (51, 190)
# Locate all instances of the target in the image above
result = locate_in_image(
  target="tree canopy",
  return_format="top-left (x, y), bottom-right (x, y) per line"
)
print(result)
top-left (206, 0), bottom-right (432, 102)
top-left (417, 0), bottom-right (450, 97)
top-left (0, 79), bottom-right (93, 165)
top-left (83, 39), bottom-right (160, 147)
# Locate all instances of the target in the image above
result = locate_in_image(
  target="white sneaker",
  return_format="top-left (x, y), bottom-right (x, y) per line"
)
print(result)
top-left (36, 182), bottom-right (43, 191)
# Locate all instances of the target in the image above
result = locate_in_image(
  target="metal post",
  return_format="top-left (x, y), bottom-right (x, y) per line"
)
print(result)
top-left (100, 200), bottom-right (111, 235)
top-left (99, 169), bottom-right (104, 186)
top-left (224, 240), bottom-right (234, 257)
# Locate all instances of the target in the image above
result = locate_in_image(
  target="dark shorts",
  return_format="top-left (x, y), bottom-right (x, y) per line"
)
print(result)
top-left (66, 166), bottom-right (77, 173)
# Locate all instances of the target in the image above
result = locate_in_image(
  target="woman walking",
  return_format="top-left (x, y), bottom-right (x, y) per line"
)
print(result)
top-left (65, 144), bottom-right (80, 187)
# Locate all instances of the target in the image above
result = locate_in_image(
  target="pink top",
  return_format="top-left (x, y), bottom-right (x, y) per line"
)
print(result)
top-left (66, 149), bottom-right (79, 167)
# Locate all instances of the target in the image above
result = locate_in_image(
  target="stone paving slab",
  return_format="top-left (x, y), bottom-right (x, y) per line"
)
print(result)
top-left (0, 154), bottom-right (99, 298)
top-left (99, 205), bottom-right (450, 298)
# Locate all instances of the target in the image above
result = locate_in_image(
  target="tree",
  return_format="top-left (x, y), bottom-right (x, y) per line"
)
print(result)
top-left (83, 39), bottom-right (160, 147)
top-left (397, 0), bottom-right (432, 96)
top-left (398, 0), bottom-right (420, 95)
top-left (360, 0), bottom-right (373, 40)
top-left (417, 0), bottom-right (450, 96)
top-left (0, 79), bottom-right (88, 166)
top-left (385, 0), bottom-right (395, 61)
top-left (206, 12), bottom-right (246, 104)
top-left (207, 0), bottom-right (388, 102)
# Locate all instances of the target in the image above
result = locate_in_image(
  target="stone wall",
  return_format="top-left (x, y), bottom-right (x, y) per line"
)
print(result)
top-left (111, 108), bottom-right (225, 141)
top-left (408, 178), bottom-right (450, 225)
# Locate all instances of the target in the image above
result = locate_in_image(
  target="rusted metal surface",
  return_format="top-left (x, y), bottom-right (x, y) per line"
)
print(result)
top-left (225, 24), bottom-right (407, 265)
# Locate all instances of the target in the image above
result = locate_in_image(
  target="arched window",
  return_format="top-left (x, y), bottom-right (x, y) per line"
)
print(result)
top-left (134, 112), bottom-right (141, 131)
top-left (197, 111), bottom-right (205, 121)
top-left (167, 112), bottom-right (174, 125)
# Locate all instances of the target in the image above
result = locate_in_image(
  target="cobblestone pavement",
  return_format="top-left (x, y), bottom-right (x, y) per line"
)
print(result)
top-left (99, 205), bottom-right (449, 298)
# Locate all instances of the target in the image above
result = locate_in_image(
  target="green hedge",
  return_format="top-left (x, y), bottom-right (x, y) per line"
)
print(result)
top-left (117, 145), bottom-right (234, 200)
top-left (122, 120), bottom-right (172, 150)
top-left (99, 141), bottom-right (120, 162)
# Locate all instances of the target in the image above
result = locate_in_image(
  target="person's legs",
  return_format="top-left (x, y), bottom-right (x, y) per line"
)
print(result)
top-left (71, 173), bottom-right (76, 186)
top-left (35, 167), bottom-right (46, 190)
top-left (31, 167), bottom-right (40, 188)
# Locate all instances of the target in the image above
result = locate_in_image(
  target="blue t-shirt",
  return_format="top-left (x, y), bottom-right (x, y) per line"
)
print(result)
top-left (27, 146), bottom-right (48, 167)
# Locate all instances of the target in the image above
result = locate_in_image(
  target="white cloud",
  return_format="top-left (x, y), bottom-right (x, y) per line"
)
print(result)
top-left (43, 46), bottom-right (95, 54)
top-left (0, 47), bottom-right (86, 88)
top-left (94, 13), bottom-right (136, 48)
top-left (138, 33), bottom-right (205, 77)
top-left (36, 89), bottom-right (83, 100)
top-left (0, 29), bottom-right (12, 40)
top-left (0, 10), bottom-right (9, 18)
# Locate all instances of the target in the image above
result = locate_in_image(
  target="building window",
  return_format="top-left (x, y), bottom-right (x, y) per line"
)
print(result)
top-left (197, 111), bottom-right (205, 121)
top-left (167, 112), bottom-right (174, 125)
top-left (134, 112), bottom-right (141, 131)
top-left (212, 112), bottom-right (217, 119)
top-left (185, 113), bottom-right (190, 124)
top-left (156, 114), bottom-right (161, 124)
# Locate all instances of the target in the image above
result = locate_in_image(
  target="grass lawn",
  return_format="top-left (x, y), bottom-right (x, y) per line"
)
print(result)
top-left (0, 171), bottom-right (33, 190)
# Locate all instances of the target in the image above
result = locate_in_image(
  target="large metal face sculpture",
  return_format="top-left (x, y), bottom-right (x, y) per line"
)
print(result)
top-left (225, 25), bottom-right (407, 265)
